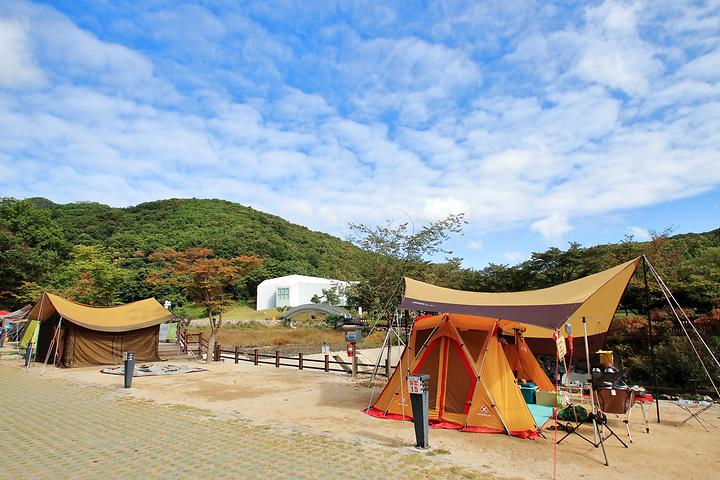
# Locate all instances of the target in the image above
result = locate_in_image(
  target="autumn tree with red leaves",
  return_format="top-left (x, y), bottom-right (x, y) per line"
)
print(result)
top-left (147, 247), bottom-right (262, 363)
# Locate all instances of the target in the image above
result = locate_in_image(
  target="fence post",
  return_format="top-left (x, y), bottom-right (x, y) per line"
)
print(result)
top-left (234, 346), bottom-right (239, 364)
top-left (198, 333), bottom-right (203, 357)
top-left (254, 348), bottom-right (259, 366)
top-left (214, 343), bottom-right (221, 362)
top-left (299, 352), bottom-right (303, 370)
top-left (275, 350), bottom-right (280, 368)
top-left (324, 354), bottom-right (329, 372)
top-left (352, 350), bottom-right (358, 378)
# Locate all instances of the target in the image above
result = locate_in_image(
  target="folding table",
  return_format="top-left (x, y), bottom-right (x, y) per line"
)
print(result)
top-left (675, 400), bottom-right (716, 432)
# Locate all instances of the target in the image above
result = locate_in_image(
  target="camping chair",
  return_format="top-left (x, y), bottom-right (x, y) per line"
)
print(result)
top-left (593, 387), bottom-right (635, 443)
top-left (589, 367), bottom-right (633, 445)
top-left (674, 400), bottom-right (716, 432)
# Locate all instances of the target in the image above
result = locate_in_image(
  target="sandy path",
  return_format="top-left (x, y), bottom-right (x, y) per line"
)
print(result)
top-left (18, 358), bottom-right (720, 480)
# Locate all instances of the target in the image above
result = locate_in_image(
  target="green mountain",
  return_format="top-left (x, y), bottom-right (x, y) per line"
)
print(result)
top-left (2, 196), bottom-right (718, 314)
top-left (0, 197), bottom-right (372, 307)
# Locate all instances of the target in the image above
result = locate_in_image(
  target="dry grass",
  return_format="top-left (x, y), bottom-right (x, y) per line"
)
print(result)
top-left (190, 324), bottom-right (386, 353)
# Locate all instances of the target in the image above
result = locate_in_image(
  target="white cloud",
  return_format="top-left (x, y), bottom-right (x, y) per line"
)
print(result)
top-left (0, 0), bottom-right (719, 250)
top-left (626, 226), bottom-right (650, 241)
top-left (503, 251), bottom-right (524, 264)
top-left (0, 19), bottom-right (44, 87)
top-left (531, 214), bottom-right (573, 243)
top-left (422, 196), bottom-right (468, 221)
top-left (573, 1), bottom-right (663, 96)
top-left (467, 240), bottom-right (483, 250)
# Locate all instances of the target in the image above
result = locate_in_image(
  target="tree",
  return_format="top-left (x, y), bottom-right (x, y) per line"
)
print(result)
top-left (0, 198), bottom-right (68, 306)
top-left (46, 245), bottom-right (128, 305)
top-left (347, 213), bottom-right (465, 321)
top-left (147, 247), bottom-right (262, 363)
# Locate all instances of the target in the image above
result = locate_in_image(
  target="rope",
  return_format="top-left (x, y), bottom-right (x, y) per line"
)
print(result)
top-left (645, 259), bottom-right (720, 371)
top-left (645, 261), bottom-right (720, 398)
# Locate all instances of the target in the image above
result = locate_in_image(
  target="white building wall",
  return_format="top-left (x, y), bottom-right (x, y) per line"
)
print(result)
top-left (256, 275), bottom-right (351, 310)
top-left (256, 282), bottom-right (279, 309)
top-left (298, 281), bottom-right (334, 305)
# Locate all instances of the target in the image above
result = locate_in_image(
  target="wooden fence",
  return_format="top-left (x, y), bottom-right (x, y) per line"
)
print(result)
top-left (214, 345), bottom-right (391, 377)
top-left (670, 322), bottom-right (720, 337)
top-left (177, 323), bottom-right (389, 377)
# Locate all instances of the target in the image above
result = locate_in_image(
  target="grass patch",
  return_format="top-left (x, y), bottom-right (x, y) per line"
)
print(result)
top-left (427, 448), bottom-right (451, 456)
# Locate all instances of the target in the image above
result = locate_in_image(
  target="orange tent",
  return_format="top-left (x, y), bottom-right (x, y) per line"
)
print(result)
top-left (366, 313), bottom-right (549, 439)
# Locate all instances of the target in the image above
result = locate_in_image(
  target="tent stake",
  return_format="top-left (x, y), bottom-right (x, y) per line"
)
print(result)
top-left (642, 256), bottom-right (660, 423)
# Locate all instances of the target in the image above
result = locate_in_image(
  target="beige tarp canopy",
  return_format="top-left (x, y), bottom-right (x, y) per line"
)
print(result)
top-left (29, 293), bottom-right (173, 332)
top-left (401, 257), bottom-right (641, 355)
top-left (29, 293), bottom-right (173, 367)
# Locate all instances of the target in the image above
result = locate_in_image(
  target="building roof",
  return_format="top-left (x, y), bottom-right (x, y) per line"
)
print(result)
top-left (257, 275), bottom-right (350, 286)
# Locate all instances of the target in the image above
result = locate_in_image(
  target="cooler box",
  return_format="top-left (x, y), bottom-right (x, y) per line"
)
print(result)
top-left (519, 381), bottom-right (538, 404)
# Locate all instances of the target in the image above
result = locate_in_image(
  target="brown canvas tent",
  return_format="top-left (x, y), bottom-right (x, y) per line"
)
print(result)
top-left (367, 313), bottom-right (553, 438)
top-left (401, 257), bottom-right (641, 356)
top-left (29, 293), bottom-right (173, 367)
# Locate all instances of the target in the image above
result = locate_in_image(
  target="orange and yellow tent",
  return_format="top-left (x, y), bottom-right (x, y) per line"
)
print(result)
top-left (367, 313), bottom-right (552, 439)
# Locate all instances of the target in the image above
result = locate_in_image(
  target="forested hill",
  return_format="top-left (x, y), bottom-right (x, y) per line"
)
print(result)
top-left (46, 198), bottom-right (370, 279)
top-left (0, 197), bottom-right (373, 307)
top-left (1, 196), bottom-right (719, 315)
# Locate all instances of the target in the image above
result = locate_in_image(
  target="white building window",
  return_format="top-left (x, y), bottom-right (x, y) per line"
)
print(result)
top-left (276, 287), bottom-right (290, 305)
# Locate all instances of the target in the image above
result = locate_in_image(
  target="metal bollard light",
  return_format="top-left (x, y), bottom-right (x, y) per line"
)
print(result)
top-left (409, 373), bottom-right (430, 449)
top-left (123, 351), bottom-right (136, 388)
top-left (24, 342), bottom-right (33, 367)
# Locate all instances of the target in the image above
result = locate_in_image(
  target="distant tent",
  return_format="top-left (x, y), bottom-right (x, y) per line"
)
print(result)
top-left (0, 305), bottom-right (32, 322)
top-left (401, 258), bottom-right (641, 356)
top-left (367, 313), bottom-right (550, 438)
top-left (28, 293), bottom-right (173, 367)
top-left (1, 305), bottom-right (33, 344)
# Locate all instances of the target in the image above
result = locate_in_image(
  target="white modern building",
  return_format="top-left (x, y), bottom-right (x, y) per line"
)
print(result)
top-left (256, 275), bottom-right (352, 310)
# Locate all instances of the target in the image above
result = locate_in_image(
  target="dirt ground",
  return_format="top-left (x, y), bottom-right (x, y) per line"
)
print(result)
top-left (17, 358), bottom-right (720, 480)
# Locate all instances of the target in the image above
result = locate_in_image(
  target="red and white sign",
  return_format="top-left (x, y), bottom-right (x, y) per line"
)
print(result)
top-left (346, 343), bottom-right (354, 357)
top-left (408, 377), bottom-right (422, 394)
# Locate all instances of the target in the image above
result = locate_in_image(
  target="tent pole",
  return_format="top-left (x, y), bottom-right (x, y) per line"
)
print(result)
top-left (642, 256), bottom-right (660, 423)
top-left (26, 295), bottom-right (45, 372)
top-left (41, 317), bottom-right (61, 376)
top-left (583, 317), bottom-right (608, 465)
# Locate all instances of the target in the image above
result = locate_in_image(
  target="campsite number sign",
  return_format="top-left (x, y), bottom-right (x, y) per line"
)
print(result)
top-left (409, 376), bottom-right (423, 394)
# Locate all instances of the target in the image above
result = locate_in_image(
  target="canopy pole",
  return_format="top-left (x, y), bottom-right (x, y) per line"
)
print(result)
top-left (583, 317), bottom-right (608, 465)
top-left (642, 256), bottom-right (660, 423)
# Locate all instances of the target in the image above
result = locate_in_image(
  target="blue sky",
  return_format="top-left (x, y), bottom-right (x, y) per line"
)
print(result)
top-left (1, 0), bottom-right (719, 268)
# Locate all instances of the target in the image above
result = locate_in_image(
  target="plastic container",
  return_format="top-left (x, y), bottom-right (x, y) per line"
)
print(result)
top-left (519, 381), bottom-right (538, 404)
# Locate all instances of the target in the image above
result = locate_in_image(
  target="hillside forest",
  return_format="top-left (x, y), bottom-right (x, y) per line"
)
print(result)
top-left (1, 197), bottom-right (719, 391)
